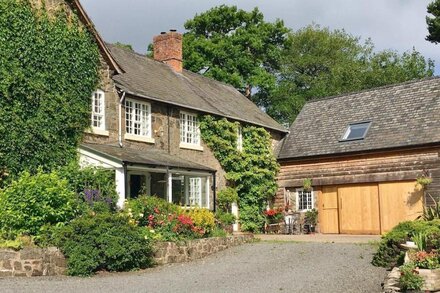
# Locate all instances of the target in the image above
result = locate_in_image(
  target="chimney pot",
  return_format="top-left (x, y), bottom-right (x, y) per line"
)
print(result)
top-left (153, 31), bottom-right (183, 73)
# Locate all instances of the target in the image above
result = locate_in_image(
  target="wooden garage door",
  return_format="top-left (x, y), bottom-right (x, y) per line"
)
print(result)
top-left (379, 181), bottom-right (423, 233)
top-left (320, 186), bottom-right (339, 234)
top-left (319, 181), bottom-right (423, 235)
top-left (338, 184), bottom-right (381, 235)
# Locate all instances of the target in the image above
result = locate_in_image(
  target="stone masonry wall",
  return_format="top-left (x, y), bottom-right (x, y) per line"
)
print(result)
top-left (153, 234), bottom-right (254, 265)
top-left (0, 247), bottom-right (66, 277)
top-left (0, 235), bottom-right (253, 277)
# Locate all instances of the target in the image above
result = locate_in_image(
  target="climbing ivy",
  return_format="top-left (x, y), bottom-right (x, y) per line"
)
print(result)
top-left (199, 115), bottom-right (279, 232)
top-left (0, 0), bottom-right (100, 180)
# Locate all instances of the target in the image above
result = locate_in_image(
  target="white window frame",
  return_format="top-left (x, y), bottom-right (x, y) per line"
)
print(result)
top-left (296, 188), bottom-right (314, 211)
top-left (124, 99), bottom-right (154, 143)
top-left (189, 177), bottom-right (202, 206)
top-left (90, 89), bottom-right (108, 136)
top-left (237, 126), bottom-right (243, 151)
top-left (180, 111), bottom-right (203, 150)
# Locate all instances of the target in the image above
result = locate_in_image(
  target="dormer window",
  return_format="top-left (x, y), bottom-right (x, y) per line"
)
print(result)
top-left (341, 122), bottom-right (371, 141)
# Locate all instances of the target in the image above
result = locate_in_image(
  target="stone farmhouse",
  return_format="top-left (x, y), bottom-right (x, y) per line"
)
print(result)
top-left (62, 1), bottom-right (287, 211)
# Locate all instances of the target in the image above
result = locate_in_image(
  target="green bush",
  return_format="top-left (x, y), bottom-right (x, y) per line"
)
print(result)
top-left (215, 211), bottom-right (236, 226)
top-left (399, 263), bottom-right (424, 291)
top-left (58, 162), bottom-right (118, 213)
top-left (48, 213), bottom-right (153, 276)
top-left (372, 220), bottom-right (440, 268)
top-left (185, 208), bottom-right (216, 235)
top-left (217, 187), bottom-right (238, 212)
top-left (124, 195), bottom-right (181, 227)
top-left (209, 227), bottom-right (228, 238)
top-left (0, 170), bottom-right (80, 238)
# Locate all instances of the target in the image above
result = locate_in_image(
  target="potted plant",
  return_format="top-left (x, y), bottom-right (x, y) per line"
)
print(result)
top-left (304, 209), bottom-right (318, 233)
top-left (302, 178), bottom-right (313, 191)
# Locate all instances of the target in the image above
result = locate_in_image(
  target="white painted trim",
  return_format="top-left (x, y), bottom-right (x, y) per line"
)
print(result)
top-left (206, 177), bottom-right (210, 209)
top-left (115, 168), bottom-right (126, 208)
top-left (295, 188), bottom-right (314, 212)
top-left (125, 98), bottom-right (153, 138)
top-left (78, 148), bottom-right (122, 169)
top-left (179, 142), bottom-right (204, 151)
top-left (124, 133), bottom-right (155, 144)
top-left (179, 110), bottom-right (201, 146)
top-left (232, 202), bottom-right (239, 232)
top-left (91, 89), bottom-right (106, 131)
top-left (89, 127), bottom-right (109, 137)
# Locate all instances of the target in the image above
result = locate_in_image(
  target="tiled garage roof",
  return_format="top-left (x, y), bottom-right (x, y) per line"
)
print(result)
top-left (278, 77), bottom-right (440, 160)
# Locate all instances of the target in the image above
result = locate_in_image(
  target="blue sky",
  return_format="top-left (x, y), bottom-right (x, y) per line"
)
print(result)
top-left (80, 0), bottom-right (440, 75)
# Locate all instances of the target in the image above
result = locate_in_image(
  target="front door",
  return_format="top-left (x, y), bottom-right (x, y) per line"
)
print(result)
top-left (320, 186), bottom-right (339, 233)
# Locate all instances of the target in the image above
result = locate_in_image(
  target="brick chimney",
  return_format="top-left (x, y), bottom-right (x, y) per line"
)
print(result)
top-left (153, 30), bottom-right (183, 73)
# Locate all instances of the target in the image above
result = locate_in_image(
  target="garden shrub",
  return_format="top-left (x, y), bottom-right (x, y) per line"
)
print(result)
top-left (0, 170), bottom-right (80, 238)
top-left (124, 196), bottom-right (207, 241)
top-left (0, 0), bottom-right (100, 179)
top-left (48, 213), bottom-right (153, 276)
top-left (372, 220), bottom-right (440, 268)
top-left (217, 187), bottom-right (238, 212)
top-left (58, 162), bottom-right (118, 213)
top-left (209, 227), bottom-right (228, 238)
top-left (399, 263), bottom-right (424, 291)
top-left (185, 208), bottom-right (216, 235)
top-left (215, 211), bottom-right (236, 226)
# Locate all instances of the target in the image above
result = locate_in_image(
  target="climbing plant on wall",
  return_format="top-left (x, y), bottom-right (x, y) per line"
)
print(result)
top-left (199, 115), bottom-right (279, 232)
top-left (0, 0), bottom-right (100, 181)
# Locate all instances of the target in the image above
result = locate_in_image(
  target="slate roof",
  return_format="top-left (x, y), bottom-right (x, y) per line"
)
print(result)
top-left (106, 44), bottom-right (286, 133)
top-left (278, 77), bottom-right (440, 160)
top-left (81, 143), bottom-right (215, 172)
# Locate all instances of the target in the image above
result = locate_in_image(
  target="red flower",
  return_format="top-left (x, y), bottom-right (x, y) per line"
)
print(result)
top-left (154, 207), bottom-right (160, 214)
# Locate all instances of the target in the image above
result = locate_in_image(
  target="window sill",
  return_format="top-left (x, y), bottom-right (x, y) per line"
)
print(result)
top-left (179, 143), bottom-right (204, 151)
top-left (85, 128), bottom-right (109, 137)
top-left (125, 134), bottom-right (155, 144)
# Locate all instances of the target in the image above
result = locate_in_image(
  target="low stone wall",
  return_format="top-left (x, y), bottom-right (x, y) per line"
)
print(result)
top-left (0, 247), bottom-right (66, 277)
top-left (154, 234), bottom-right (254, 265)
top-left (0, 235), bottom-right (253, 277)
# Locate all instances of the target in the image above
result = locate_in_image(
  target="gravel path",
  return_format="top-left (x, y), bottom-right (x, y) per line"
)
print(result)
top-left (1, 242), bottom-right (386, 293)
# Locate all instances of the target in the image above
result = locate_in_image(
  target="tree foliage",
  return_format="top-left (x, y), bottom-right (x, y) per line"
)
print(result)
top-left (183, 5), bottom-right (289, 99)
top-left (0, 0), bottom-right (100, 179)
top-left (267, 25), bottom-right (434, 124)
top-left (199, 116), bottom-right (279, 232)
top-left (427, 0), bottom-right (440, 43)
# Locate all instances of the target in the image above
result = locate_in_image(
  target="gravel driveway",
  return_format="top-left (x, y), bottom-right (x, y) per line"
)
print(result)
top-left (1, 241), bottom-right (386, 293)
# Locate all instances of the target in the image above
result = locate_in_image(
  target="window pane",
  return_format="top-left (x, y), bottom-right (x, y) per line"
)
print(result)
top-left (91, 90), bottom-right (105, 129)
top-left (180, 112), bottom-right (200, 145)
top-left (125, 99), bottom-right (151, 137)
top-left (343, 122), bottom-right (371, 140)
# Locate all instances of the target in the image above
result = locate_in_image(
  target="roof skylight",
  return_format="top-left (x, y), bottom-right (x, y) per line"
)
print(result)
top-left (341, 122), bottom-right (371, 141)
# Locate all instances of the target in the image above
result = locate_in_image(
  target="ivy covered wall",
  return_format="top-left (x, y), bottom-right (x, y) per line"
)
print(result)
top-left (199, 116), bottom-right (279, 232)
top-left (0, 0), bottom-right (100, 181)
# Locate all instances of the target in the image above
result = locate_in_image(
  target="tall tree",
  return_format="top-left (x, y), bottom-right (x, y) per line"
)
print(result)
top-left (267, 25), bottom-right (434, 124)
top-left (183, 5), bottom-right (289, 100)
top-left (427, 0), bottom-right (440, 43)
